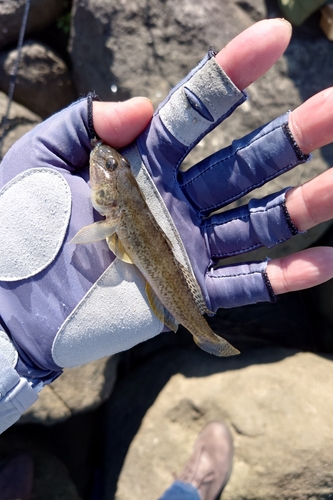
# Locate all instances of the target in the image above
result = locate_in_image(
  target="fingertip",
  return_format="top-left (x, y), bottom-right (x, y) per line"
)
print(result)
top-left (93, 97), bottom-right (154, 148)
top-left (267, 246), bottom-right (333, 294)
top-left (216, 18), bottom-right (292, 90)
top-left (289, 87), bottom-right (333, 154)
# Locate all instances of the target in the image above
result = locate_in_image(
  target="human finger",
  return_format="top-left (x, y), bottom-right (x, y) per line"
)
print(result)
top-left (286, 168), bottom-right (333, 232)
top-left (92, 97), bottom-right (153, 148)
top-left (288, 87), bottom-right (333, 154)
top-left (267, 246), bottom-right (333, 294)
top-left (216, 18), bottom-right (292, 90)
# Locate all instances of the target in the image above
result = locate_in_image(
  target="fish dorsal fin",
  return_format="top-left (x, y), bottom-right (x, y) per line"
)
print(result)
top-left (107, 233), bottom-right (134, 264)
top-left (70, 220), bottom-right (117, 245)
top-left (145, 282), bottom-right (178, 333)
top-left (149, 214), bottom-right (211, 316)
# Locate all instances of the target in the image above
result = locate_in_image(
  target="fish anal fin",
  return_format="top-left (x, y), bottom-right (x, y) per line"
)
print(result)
top-left (70, 220), bottom-right (117, 244)
top-left (145, 282), bottom-right (178, 333)
top-left (107, 233), bottom-right (133, 264)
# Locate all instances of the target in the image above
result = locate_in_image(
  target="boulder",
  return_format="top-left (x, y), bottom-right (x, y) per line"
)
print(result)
top-left (104, 348), bottom-right (333, 500)
top-left (0, 0), bottom-right (65, 51)
top-left (0, 436), bottom-right (81, 500)
top-left (0, 91), bottom-right (41, 158)
top-left (20, 355), bottom-right (119, 425)
top-left (69, 0), bottom-right (260, 106)
top-left (0, 40), bottom-right (77, 118)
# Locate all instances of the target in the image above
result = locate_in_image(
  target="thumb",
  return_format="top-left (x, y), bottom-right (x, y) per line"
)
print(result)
top-left (93, 97), bottom-right (153, 148)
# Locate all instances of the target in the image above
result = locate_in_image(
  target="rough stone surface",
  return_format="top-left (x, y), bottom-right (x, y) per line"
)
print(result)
top-left (0, 436), bottom-right (81, 500)
top-left (69, 0), bottom-right (257, 105)
top-left (0, 0), bottom-right (65, 51)
top-left (104, 348), bottom-right (333, 500)
top-left (20, 355), bottom-right (119, 425)
top-left (0, 90), bottom-right (41, 158)
top-left (0, 40), bottom-right (77, 118)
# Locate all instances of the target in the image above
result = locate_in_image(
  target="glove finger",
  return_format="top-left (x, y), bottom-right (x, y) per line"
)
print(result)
top-left (202, 188), bottom-right (300, 262)
top-left (141, 51), bottom-right (246, 175)
top-left (205, 260), bottom-right (275, 312)
top-left (178, 114), bottom-right (310, 217)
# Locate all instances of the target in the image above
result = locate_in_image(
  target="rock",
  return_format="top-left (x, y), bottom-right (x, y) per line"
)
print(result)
top-left (0, 0), bottom-right (65, 51)
top-left (69, 0), bottom-right (333, 257)
top-left (69, 0), bottom-right (255, 106)
top-left (0, 436), bottom-right (81, 500)
top-left (104, 348), bottom-right (333, 500)
top-left (0, 91), bottom-right (41, 158)
top-left (0, 40), bottom-right (77, 119)
top-left (20, 355), bottom-right (119, 425)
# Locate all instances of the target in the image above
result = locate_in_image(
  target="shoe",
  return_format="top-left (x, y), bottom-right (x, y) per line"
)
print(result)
top-left (0, 452), bottom-right (34, 500)
top-left (178, 421), bottom-right (233, 500)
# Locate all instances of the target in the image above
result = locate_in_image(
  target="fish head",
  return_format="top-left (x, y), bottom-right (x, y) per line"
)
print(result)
top-left (89, 141), bottom-right (130, 215)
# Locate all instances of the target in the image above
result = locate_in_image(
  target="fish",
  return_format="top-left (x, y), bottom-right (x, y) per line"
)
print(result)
top-left (71, 141), bottom-right (239, 356)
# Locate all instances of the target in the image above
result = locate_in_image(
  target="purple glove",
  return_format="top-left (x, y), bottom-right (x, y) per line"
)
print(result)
top-left (0, 50), bottom-right (309, 417)
top-left (122, 49), bottom-right (309, 312)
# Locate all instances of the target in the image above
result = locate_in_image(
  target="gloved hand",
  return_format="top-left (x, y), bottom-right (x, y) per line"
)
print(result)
top-left (2, 19), bottom-right (333, 433)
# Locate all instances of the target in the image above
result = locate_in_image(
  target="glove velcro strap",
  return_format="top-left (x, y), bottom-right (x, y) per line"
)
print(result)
top-left (0, 352), bottom-right (39, 434)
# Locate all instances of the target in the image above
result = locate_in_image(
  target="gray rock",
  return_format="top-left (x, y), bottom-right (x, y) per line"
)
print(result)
top-left (69, 0), bottom-right (255, 106)
top-left (20, 355), bottom-right (118, 425)
top-left (104, 348), bottom-right (333, 500)
top-left (69, 0), bottom-right (333, 257)
top-left (0, 90), bottom-right (41, 158)
top-left (0, 0), bottom-right (64, 51)
top-left (0, 40), bottom-right (77, 119)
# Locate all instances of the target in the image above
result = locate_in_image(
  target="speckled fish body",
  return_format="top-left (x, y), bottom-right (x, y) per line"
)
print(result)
top-left (71, 142), bottom-right (239, 357)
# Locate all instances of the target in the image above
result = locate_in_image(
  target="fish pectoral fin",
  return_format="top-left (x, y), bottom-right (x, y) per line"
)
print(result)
top-left (70, 220), bottom-right (117, 245)
top-left (145, 282), bottom-right (178, 333)
top-left (107, 234), bottom-right (134, 264)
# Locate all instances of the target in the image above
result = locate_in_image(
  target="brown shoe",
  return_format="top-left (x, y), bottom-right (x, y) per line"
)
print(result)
top-left (178, 421), bottom-right (233, 500)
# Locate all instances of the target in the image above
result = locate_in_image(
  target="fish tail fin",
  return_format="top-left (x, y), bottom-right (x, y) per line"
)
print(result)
top-left (194, 333), bottom-right (240, 357)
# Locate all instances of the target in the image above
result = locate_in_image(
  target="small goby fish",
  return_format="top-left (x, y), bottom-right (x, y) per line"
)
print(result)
top-left (71, 142), bottom-right (239, 357)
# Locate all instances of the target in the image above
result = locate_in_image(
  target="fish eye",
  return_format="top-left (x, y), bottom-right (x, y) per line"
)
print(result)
top-left (106, 156), bottom-right (117, 171)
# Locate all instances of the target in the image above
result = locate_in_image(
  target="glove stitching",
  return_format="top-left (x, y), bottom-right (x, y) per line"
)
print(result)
top-left (282, 122), bottom-right (309, 162)
top-left (262, 269), bottom-right (278, 302)
top-left (180, 121), bottom-right (286, 187)
top-left (211, 242), bottom-right (262, 258)
top-left (208, 269), bottom-right (264, 278)
top-left (198, 160), bottom-right (301, 216)
top-left (208, 268), bottom-right (277, 302)
top-left (281, 200), bottom-right (299, 235)
top-left (210, 234), bottom-right (288, 258)
top-left (206, 201), bottom-right (294, 258)
top-left (204, 201), bottom-right (283, 229)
